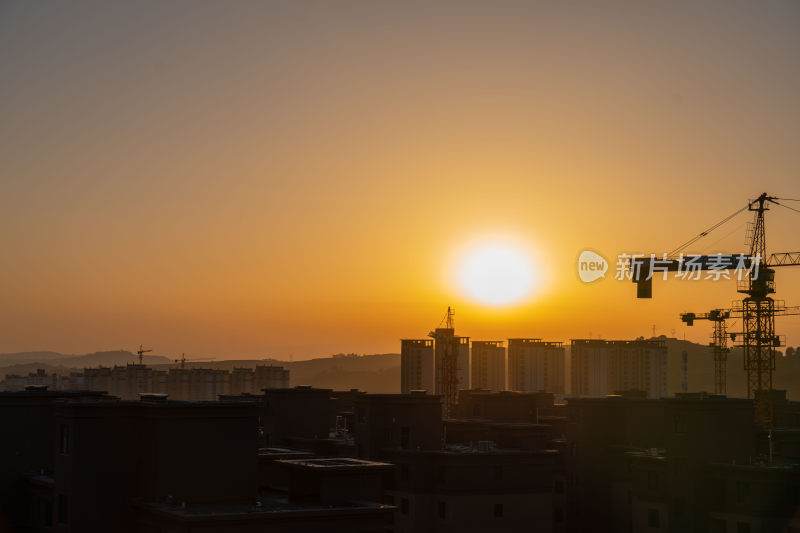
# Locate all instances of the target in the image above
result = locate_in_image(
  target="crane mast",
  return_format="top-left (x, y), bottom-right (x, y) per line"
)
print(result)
top-left (736, 193), bottom-right (779, 426)
top-left (680, 309), bottom-right (730, 395)
top-left (429, 307), bottom-right (459, 417)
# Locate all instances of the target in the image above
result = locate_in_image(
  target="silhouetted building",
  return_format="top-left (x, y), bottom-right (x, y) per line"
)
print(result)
top-left (355, 392), bottom-right (443, 459)
top-left (24, 397), bottom-right (260, 533)
top-left (704, 460), bottom-right (800, 533)
top-left (508, 339), bottom-right (566, 394)
top-left (110, 364), bottom-right (156, 400)
top-left (1, 368), bottom-right (57, 391)
top-left (83, 367), bottom-right (112, 392)
top-left (565, 394), bottom-right (760, 533)
top-left (255, 364), bottom-right (290, 390)
top-left (0, 388), bottom-right (111, 531)
top-left (401, 339), bottom-right (435, 394)
top-left (231, 366), bottom-right (255, 394)
top-left (387, 447), bottom-right (561, 533)
top-left (263, 386), bottom-right (337, 445)
top-left (471, 341), bottom-right (506, 391)
top-left (444, 419), bottom-right (554, 451)
top-left (280, 457), bottom-right (393, 505)
top-left (570, 339), bottom-right (667, 398)
top-left (455, 389), bottom-right (556, 422)
top-left (130, 451), bottom-right (394, 533)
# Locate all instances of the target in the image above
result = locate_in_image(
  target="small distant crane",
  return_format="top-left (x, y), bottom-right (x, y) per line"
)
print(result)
top-left (173, 353), bottom-right (216, 369)
top-left (680, 309), bottom-right (731, 394)
top-left (136, 345), bottom-right (153, 365)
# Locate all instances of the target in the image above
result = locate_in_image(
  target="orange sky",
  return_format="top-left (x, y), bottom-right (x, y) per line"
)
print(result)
top-left (1, 1), bottom-right (799, 359)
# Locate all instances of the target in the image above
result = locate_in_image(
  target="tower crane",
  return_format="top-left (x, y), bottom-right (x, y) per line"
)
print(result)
top-left (679, 309), bottom-right (730, 395)
top-left (136, 345), bottom-right (153, 365)
top-left (173, 353), bottom-right (217, 369)
top-left (428, 307), bottom-right (459, 417)
top-left (630, 193), bottom-right (800, 427)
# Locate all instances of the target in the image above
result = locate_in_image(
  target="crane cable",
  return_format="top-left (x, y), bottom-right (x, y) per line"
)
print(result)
top-left (668, 204), bottom-right (749, 259)
top-left (771, 199), bottom-right (800, 215)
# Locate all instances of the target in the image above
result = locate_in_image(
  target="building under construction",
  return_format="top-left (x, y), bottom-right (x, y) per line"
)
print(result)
top-left (570, 339), bottom-right (668, 399)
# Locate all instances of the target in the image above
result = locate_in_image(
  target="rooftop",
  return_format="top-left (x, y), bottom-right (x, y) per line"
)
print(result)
top-left (134, 493), bottom-right (394, 519)
top-left (276, 457), bottom-right (393, 470)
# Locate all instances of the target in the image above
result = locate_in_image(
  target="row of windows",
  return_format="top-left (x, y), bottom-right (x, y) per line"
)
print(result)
top-left (394, 499), bottom-right (565, 524)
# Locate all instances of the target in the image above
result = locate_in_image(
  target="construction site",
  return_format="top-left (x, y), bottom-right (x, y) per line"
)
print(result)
top-left (395, 193), bottom-right (800, 532)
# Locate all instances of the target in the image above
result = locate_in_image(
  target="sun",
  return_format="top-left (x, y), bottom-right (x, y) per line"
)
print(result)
top-left (457, 241), bottom-right (539, 306)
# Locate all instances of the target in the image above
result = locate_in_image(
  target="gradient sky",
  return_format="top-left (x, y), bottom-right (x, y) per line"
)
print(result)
top-left (1, 1), bottom-right (799, 359)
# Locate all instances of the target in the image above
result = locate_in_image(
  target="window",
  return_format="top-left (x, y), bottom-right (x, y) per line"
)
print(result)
top-left (400, 464), bottom-right (409, 482)
top-left (43, 500), bottom-right (53, 527)
top-left (647, 508), bottom-right (660, 528)
top-left (494, 466), bottom-right (503, 480)
top-left (710, 518), bottom-right (726, 533)
top-left (438, 501), bottom-right (446, 519)
top-left (554, 508), bottom-right (564, 523)
top-left (494, 503), bottom-right (504, 518)
top-left (59, 424), bottom-right (69, 455)
top-left (737, 522), bottom-right (751, 533)
top-left (57, 494), bottom-right (68, 525)
top-left (401, 498), bottom-right (409, 515)
top-left (674, 414), bottom-right (686, 434)
top-left (736, 482), bottom-right (749, 505)
top-left (648, 471), bottom-right (659, 491)
top-left (673, 457), bottom-right (687, 477)
top-left (436, 466), bottom-right (446, 483)
top-left (400, 426), bottom-right (410, 449)
top-left (554, 479), bottom-right (564, 494)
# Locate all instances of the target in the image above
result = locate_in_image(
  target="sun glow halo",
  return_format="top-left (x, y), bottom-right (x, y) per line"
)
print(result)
top-left (457, 241), bottom-right (539, 306)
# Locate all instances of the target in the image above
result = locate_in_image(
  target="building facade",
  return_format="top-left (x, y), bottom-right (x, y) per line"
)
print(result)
top-left (508, 339), bottom-right (565, 394)
top-left (570, 339), bottom-right (667, 398)
top-left (401, 339), bottom-right (435, 394)
top-left (471, 341), bottom-right (506, 391)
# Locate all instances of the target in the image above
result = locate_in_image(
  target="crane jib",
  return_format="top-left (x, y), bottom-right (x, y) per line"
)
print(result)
top-left (630, 254), bottom-right (756, 299)
top-left (629, 254), bottom-right (755, 280)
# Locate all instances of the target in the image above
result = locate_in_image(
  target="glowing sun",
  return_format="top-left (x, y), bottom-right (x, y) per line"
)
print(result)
top-left (457, 241), bottom-right (538, 306)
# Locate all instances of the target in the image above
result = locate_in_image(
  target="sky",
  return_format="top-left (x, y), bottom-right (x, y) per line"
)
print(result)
top-left (1, 1), bottom-right (799, 359)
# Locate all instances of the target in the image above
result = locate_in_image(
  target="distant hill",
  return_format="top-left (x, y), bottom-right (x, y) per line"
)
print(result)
top-left (0, 351), bottom-right (70, 365)
top-left (150, 353), bottom-right (402, 393)
top-left (0, 350), bottom-right (173, 373)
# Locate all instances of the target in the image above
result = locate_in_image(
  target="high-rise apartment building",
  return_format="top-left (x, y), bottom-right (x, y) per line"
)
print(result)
top-left (508, 339), bottom-right (565, 394)
top-left (471, 341), bottom-right (506, 391)
top-left (570, 339), bottom-right (668, 398)
top-left (400, 339), bottom-right (435, 393)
